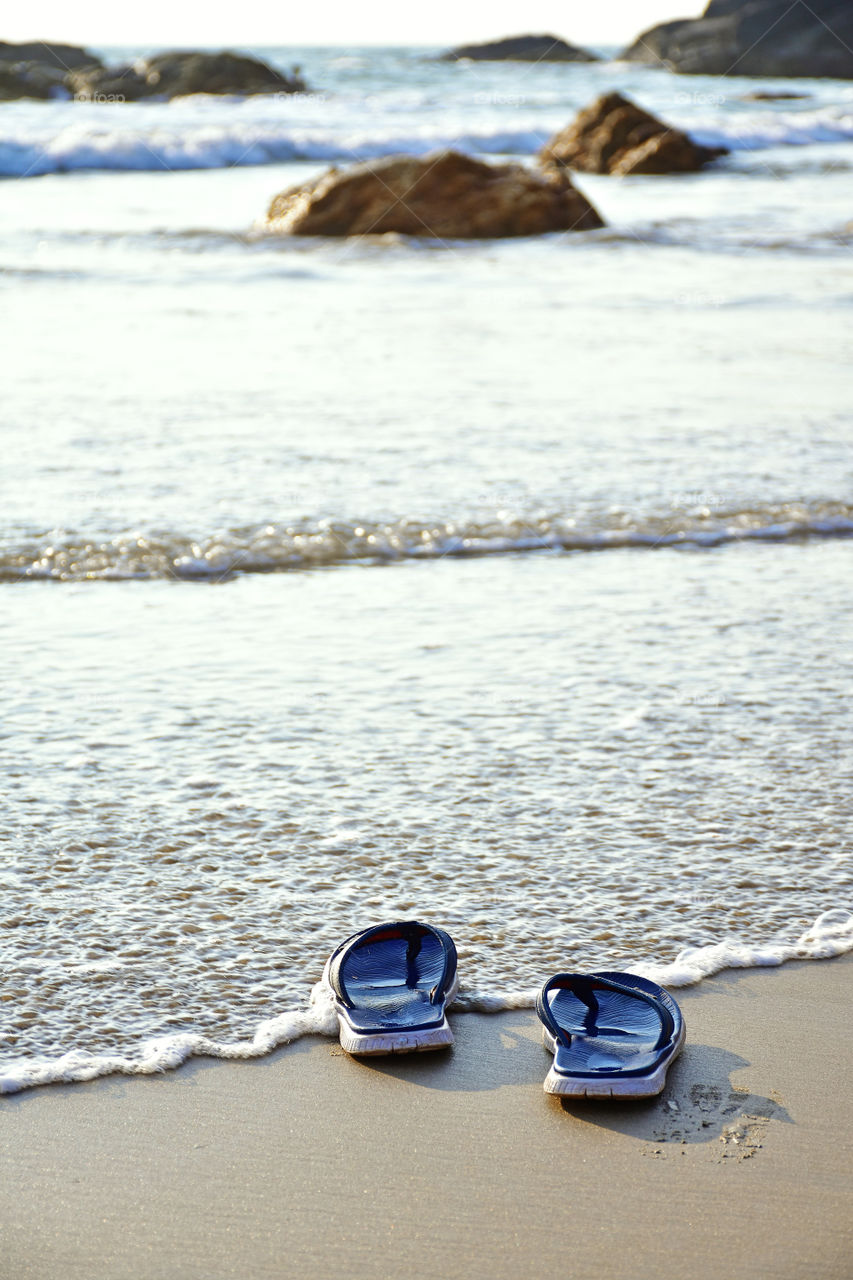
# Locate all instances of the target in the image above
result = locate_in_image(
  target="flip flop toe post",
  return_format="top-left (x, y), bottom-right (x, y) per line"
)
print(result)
top-left (325, 920), bottom-right (458, 1056)
top-left (537, 971), bottom-right (685, 1099)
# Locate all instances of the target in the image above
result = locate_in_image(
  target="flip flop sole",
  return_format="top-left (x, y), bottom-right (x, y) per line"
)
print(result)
top-left (337, 1019), bottom-right (455, 1056)
top-left (325, 962), bottom-right (460, 1057)
top-left (542, 1021), bottom-right (686, 1098)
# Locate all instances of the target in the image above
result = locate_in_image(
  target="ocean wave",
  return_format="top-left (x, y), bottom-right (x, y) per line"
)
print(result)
top-left (2, 909), bottom-right (850, 1094)
top-left (460, 909), bottom-right (853, 1008)
top-left (0, 125), bottom-right (547, 178)
top-left (3, 104), bottom-right (853, 177)
top-left (690, 105), bottom-right (853, 152)
top-left (3, 505), bottom-right (852, 582)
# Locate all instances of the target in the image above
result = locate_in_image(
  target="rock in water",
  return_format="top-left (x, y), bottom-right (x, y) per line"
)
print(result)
top-left (265, 151), bottom-right (604, 238)
top-left (0, 40), bottom-right (101, 70)
top-left (741, 90), bottom-right (810, 100)
top-left (0, 60), bottom-right (69, 100)
top-left (541, 92), bottom-right (727, 175)
top-left (135, 51), bottom-right (306, 96)
top-left (68, 50), bottom-right (307, 100)
top-left (620, 0), bottom-right (853, 78)
top-left (0, 40), bottom-right (102, 100)
top-left (438, 34), bottom-right (598, 62)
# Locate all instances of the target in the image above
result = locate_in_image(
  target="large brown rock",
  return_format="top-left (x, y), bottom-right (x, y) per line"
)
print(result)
top-left (620, 0), bottom-right (853, 78)
top-left (67, 49), bottom-right (307, 101)
top-left (438, 34), bottom-right (598, 62)
top-left (540, 92), bottom-right (727, 176)
top-left (265, 150), bottom-right (604, 238)
top-left (136, 50), bottom-right (306, 97)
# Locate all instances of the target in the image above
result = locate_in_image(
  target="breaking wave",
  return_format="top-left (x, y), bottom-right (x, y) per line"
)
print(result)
top-left (2, 909), bottom-right (850, 1093)
top-left (3, 103), bottom-right (853, 177)
top-left (3, 504), bottom-right (852, 582)
top-left (0, 124), bottom-right (546, 177)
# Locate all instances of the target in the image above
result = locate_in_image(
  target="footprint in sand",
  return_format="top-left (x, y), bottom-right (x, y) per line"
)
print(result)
top-left (717, 1114), bottom-right (770, 1160)
top-left (642, 1080), bottom-right (789, 1158)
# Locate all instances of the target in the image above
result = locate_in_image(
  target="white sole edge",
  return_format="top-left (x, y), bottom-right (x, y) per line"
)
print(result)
top-left (338, 1021), bottom-right (454, 1056)
top-left (542, 1021), bottom-right (686, 1099)
top-left (324, 959), bottom-right (459, 1057)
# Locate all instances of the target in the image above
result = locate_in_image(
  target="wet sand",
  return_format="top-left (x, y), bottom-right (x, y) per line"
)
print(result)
top-left (2, 954), bottom-right (852, 1280)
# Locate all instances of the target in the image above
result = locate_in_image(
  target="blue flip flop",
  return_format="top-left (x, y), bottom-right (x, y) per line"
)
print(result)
top-left (324, 920), bottom-right (459, 1055)
top-left (536, 971), bottom-right (685, 1098)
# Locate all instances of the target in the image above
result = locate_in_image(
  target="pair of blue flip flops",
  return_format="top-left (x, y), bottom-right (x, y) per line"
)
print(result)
top-left (325, 920), bottom-right (685, 1099)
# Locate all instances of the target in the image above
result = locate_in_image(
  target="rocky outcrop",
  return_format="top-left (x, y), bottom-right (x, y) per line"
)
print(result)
top-left (438, 34), bottom-right (598, 62)
top-left (265, 150), bottom-right (604, 238)
top-left (620, 0), bottom-right (853, 78)
top-left (540, 93), bottom-right (727, 176)
top-left (64, 65), bottom-right (139, 100)
top-left (742, 89), bottom-right (809, 99)
top-left (0, 44), bottom-right (307, 100)
top-left (69, 51), bottom-right (307, 100)
top-left (0, 59), bottom-right (68, 100)
top-left (0, 40), bottom-right (99, 70)
top-left (0, 40), bottom-right (101, 100)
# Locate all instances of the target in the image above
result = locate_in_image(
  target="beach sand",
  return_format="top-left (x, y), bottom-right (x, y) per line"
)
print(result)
top-left (2, 954), bottom-right (851, 1280)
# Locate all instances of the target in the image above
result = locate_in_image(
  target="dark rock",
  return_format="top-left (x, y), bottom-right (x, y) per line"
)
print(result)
top-left (0, 60), bottom-right (70, 100)
top-left (620, 0), bottom-right (853, 78)
top-left (0, 40), bottom-right (101, 71)
top-left (742, 90), bottom-right (810, 99)
top-left (136, 50), bottom-right (306, 97)
top-left (18, 47), bottom-right (309, 102)
top-left (0, 40), bottom-right (101, 100)
top-left (66, 64), bottom-right (146, 101)
top-left (438, 34), bottom-right (598, 62)
top-left (266, 150), bottom-right (604, 238)
top-left (541, 92), bottom-right (727, 175)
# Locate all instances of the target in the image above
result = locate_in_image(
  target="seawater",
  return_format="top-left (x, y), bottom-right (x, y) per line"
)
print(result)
top-left (1, 44), bottom-right (851, 1093)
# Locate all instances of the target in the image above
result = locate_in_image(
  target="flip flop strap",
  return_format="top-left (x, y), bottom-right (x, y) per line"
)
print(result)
top-left (329, 920), bottom-right (456, 1009)
top-left (537, 973), bottom-right (675, 1050)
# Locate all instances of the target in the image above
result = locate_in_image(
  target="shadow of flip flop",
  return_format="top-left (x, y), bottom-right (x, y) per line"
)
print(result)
top-left (556, 1043), bottom-right (793, 1149)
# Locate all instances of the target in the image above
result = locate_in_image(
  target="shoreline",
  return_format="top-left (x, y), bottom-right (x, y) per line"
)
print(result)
top-left (4, 916), bottom-right (852, 1093)
top-left (2, 954), bottom-right (851, 1279)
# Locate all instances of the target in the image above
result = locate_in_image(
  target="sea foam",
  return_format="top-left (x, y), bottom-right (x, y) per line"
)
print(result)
top-left (2, 910), bottom-right (850, 1095)
top-left (2, 104), bottom-right (853, 177)
top-left (3, 509), bottom-right (852, 582)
